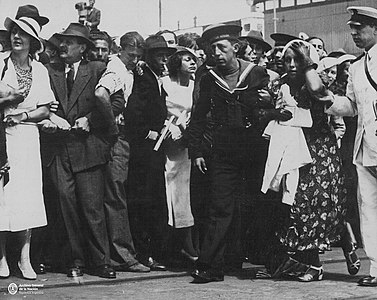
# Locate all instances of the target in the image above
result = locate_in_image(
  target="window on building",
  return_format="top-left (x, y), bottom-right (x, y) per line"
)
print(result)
top-left (281, 0), bottom-right (294, 7)
top-left (297, 0), bottom-right (310, 4)
top-left (311, 0), bottom-right (326, 2)
top-left (265, 0), bottom-right (275, 10)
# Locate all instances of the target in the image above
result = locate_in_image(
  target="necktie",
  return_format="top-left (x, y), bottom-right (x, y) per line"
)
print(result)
top-left (67, 64), bottom-right (74, 97)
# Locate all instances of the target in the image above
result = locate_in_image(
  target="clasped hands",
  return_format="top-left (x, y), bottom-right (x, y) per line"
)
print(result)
top-left (39, 115), bottom-right (89, 134)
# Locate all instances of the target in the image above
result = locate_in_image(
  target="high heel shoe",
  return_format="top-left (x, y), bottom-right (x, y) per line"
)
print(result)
top-left (298, 265), bottom-right (323, 282)
top-left (0, 263), bottom-right (10, 279)
top-left (18, 261), bottom-right (37, 280)
top-left (343, 243), bottom-right (360, 275)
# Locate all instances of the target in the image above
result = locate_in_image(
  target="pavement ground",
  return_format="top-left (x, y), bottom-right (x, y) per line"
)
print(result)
top-left (1, 247), bottom-right (377, 299)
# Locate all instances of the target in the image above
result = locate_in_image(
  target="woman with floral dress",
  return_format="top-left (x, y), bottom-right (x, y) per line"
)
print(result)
top-left (265, 40), bottom-right (347, 282)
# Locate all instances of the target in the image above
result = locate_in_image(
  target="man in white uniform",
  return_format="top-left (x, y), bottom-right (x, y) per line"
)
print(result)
top-left (324, 6), bottom-right (377, 287)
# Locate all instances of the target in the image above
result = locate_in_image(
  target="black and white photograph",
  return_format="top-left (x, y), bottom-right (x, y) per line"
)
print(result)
top-left (0, 0), bottom-right (376, 299)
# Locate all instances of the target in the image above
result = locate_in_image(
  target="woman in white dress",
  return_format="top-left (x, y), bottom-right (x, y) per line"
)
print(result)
top-left (163, 47), bottom-right (198, 260)
top-left (0, 10), bottom-right (52, 280)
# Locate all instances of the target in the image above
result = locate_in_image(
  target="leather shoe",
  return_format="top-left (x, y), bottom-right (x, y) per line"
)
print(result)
top-left (93, 265), bottom-right (116, 279)
top-left (33, 263), bottom-right (46, 275)
top-left (142, 257), bottom-right (167, 271)
top-left (67, 266), bottom-right (84, 277)
top-left (116, 262), bottom-right (150, 273)
top-left (358, 276), bottom-right (377, 286)
top-left (191, 269), bottom-right (224, 283)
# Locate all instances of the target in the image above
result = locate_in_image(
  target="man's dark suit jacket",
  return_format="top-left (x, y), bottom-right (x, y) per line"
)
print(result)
top-left (86, 7), bottom-right (101, 31)
top-left (124, 67), bottom-right (167, 205)
top-left (42, 60), bottom-right (115, 173)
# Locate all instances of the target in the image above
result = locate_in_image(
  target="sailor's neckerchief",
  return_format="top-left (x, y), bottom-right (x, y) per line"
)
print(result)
top-left (209, 59), bottom-right (256, 94)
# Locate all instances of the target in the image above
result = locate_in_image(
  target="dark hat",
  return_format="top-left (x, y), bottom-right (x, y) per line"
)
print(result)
top-left (270, 33), bottom-right (297, 47)
top-left (0, 30), bottom-right (9, 40)
top-left (240, 30), bottom-right (272, 52)
top-left (347, 6), bottom-right (377, 26)
top-left (0, 30), bottom-right (10, 51)
top-left (55, 23), bottom-right (95, 49)
top-left (327, 48), bottom-right (346, 58)
top-left (145, 35), bottom-right (176, 55)
top-left (202, 23), bottom-right (242, 44)
top-left (43, 34), bottom-right (60, 51)
top-left (15, 5), bottom-right (49, 27)
top-left (196, 36), bottom-right (207, 50)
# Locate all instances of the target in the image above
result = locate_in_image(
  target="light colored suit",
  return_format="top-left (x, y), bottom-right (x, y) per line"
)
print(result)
top-left (326, 43), bottom-right (377, 277)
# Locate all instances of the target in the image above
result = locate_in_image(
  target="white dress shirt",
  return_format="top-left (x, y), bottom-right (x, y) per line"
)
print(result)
top-left (65, 61), bottom-right (81, 80)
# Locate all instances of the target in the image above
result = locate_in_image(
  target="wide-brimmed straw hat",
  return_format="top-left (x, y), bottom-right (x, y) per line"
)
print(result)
top-left (4, 16), bottom-right (44, 53)
top-left (55, 23), bottom-right (95, 50)
top-left (317, 57), bottom-right (339, 72)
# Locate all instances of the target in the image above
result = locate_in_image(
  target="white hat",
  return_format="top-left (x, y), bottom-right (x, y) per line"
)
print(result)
top-left (347, 6), bottom-right (377, 26)
top-left (337, 54), bottom-right (356, 65)
top-left (317, 57), bottom-right (339, 73)
top-left (282, 39), bottom-right (320, 66)
top-left (4, 16), bottom-right (44, 53)
top-left (174, 46), bottom-right (198, 60)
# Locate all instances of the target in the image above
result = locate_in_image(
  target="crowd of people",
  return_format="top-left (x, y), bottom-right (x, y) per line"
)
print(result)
top-left (0, 2), bottom-right (377, 288)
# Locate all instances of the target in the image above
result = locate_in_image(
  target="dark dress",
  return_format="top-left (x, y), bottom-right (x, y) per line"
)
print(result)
top-left (276, 87), bottom-right (347, 252)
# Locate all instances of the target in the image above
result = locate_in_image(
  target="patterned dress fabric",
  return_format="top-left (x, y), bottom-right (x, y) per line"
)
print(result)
top-left (277, 87), bottom-right (347, 251)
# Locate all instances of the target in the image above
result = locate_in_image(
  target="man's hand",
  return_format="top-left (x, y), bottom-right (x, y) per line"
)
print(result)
top-left (3, 112), bottom-right (25, 127)
top-left (72, 117), bottom-right (90, 133)
top-left (194, 157), bottom-right (207, 174)
top-left (273, 108), bottom-right (293, 121)
top-left (49, 113), bottom-right (71, 131)
top-left (0, 88), bottom-right (25, 107)
top-left (147, 130), bottom-right (159, 141)
top-left (168, 124), bottom-right (182, 141)
top-left (49, 101), bottom-right (59, 113)
top-left (290, 41), bottom-right (314, 70)
top-left (38, 119), bottom-right (58, 133)
top-left (136, 61), bottom-right (146, 76)
top-left (258, 89), bottom-right (272, 104)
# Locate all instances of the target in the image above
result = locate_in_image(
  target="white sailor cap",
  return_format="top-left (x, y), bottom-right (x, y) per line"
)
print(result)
top-left (347, 6), bottom-right (377, 26)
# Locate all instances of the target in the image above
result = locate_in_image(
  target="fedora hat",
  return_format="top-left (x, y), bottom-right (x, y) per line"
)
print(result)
top-left (15, 5), bottom-right (49, 26)
top-left (145, 35), bottom-right (176, 55)
top-left (270, 33), bottom-right (297, 47)
top-left (43, 33), bottom-right (60, 51)
top-left (240, 30), bottom-right (272, 52)
top-left (55, 23), bottom-right (95, 49)
top-left (0, 30), bottom-right (10, 51)
top-left (4, 16), bottom-right (44, 53)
